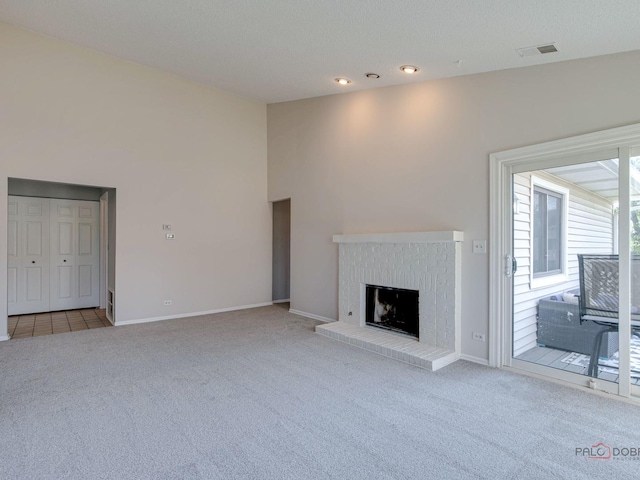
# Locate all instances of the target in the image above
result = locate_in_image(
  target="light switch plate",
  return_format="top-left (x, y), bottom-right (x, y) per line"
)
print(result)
top-left (163, 224), bottom-right (171, 230)
top-left (472, 240), bottom-right (487, 254)
top-left (166, 234), bottom-right (175, 240)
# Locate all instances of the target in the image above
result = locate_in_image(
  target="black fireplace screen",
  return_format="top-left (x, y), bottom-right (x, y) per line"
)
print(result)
top-left (365, 284), bottom-right (419, 338)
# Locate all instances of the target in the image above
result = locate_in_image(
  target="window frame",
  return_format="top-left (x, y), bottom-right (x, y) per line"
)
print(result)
top-left (530, 176), bottom-right (569, 289)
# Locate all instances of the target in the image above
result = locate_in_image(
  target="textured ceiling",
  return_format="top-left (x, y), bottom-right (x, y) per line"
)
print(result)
top-left (1, 1), bottom-right (640, 103)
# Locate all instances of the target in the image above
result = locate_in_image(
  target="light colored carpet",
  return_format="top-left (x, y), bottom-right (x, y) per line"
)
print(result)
top-left (1, 305), bottom-right (639, 479)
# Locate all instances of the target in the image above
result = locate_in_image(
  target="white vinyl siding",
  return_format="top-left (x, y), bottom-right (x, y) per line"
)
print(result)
top-left (512, 171), bottom-right (614, 357)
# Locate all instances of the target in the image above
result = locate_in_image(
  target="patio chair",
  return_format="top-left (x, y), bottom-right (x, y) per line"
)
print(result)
top-left (578, 254), bottom-right (640, 377)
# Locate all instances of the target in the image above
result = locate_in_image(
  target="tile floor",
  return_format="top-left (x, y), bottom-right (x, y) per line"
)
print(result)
top-left (9, 308), bottom-right (111, 339)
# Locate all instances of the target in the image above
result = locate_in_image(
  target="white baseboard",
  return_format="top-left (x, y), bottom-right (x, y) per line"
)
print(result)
top-left (0, 335), bottom-right (9, 342)
top-left (461, 353), bottom-right (490, 366)
top-left (272, 298), bottom-right (291, 304)
top-left (115, 302), bottom-right (273, 326)
top-left (289, 309), bottom-right (335, 324)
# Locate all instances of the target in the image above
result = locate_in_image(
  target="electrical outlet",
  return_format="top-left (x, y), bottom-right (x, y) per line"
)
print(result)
top-left (164, 300), bottom-right (172, 306)
top-left (472, 332), bottom-right (486, 342)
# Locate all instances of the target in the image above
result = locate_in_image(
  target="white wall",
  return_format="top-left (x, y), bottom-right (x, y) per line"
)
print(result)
top-left (512, 171), bottom-right (614, 357)
top-left (0, 23), bottom-right (271, 335)
top-left (267, 49), bottom-right (640, 361)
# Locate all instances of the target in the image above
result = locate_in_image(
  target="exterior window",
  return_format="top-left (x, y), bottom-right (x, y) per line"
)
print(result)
top-left (533, 186), bottom-right (563, 277)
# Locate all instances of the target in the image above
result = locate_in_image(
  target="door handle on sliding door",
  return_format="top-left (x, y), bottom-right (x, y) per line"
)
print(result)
top-left (505, 255), bottom-right (517, 277)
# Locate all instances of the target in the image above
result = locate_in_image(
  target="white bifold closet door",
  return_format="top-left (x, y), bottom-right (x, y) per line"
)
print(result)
top-left (7, 197), bottom-right (51, 315)
top-left (49, 199), bottom-right (100, 311)
top-left (7, 196), bottom-right (100, 316)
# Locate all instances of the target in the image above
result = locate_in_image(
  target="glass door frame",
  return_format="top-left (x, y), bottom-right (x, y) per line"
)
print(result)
top-left (490, 123), bottom-right (640, 399)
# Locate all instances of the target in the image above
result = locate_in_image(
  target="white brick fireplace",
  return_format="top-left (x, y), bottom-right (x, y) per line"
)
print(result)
top-left (316, 231), bottom-right (463, 371)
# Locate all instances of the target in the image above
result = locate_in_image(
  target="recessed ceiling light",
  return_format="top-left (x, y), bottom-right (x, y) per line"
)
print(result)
top-left (335, 78), bottom-right (351, 85)
top-left (400, 65), bottom-right (420, 74)
top-left (365, 73), bottom-right (380, 79)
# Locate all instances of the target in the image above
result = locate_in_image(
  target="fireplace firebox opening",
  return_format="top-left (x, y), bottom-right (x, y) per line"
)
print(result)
top-left (365, 284), bottom-right (419, 338)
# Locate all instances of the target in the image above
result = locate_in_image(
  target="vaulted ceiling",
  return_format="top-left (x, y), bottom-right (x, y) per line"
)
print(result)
top-left (2, 1), bottom-right (640, 103)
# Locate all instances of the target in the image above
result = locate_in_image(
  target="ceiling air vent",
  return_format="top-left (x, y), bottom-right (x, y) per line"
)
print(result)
top-left (516, 43), bottom-right (558, 57)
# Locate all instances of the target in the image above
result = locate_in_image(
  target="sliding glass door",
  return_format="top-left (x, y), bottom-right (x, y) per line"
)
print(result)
top-left (628, 149), bottom-right (640, 396)
top-left (510, 151), bottom-right (622, 393)
top-left (491, 123), bottom-right (640, 400)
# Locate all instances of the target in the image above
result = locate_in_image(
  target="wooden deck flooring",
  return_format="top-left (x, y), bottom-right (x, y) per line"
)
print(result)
top-left (515, 345), bottom-right (640, 385)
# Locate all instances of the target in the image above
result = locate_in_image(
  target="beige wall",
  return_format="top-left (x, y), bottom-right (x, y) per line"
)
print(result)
top-left (0, 23), bottom-right (271, 335)
top-left (267, 50), bottom-right (640, 361)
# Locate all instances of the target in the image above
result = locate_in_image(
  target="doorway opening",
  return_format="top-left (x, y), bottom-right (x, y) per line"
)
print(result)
top-left (272, 199), bottom-right (290, 309)
top-left (6, 178), bottom-right (116, 339)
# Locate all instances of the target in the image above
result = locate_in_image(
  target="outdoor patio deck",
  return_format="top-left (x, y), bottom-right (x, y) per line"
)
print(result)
top-left (515, 345), bottom-right (640, 385)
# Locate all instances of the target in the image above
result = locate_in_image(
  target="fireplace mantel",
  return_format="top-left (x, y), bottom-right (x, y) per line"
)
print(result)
top-left (333, 230), bottom-right (463, 244)
top-left (317, 230), bottom-right (463, 371)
